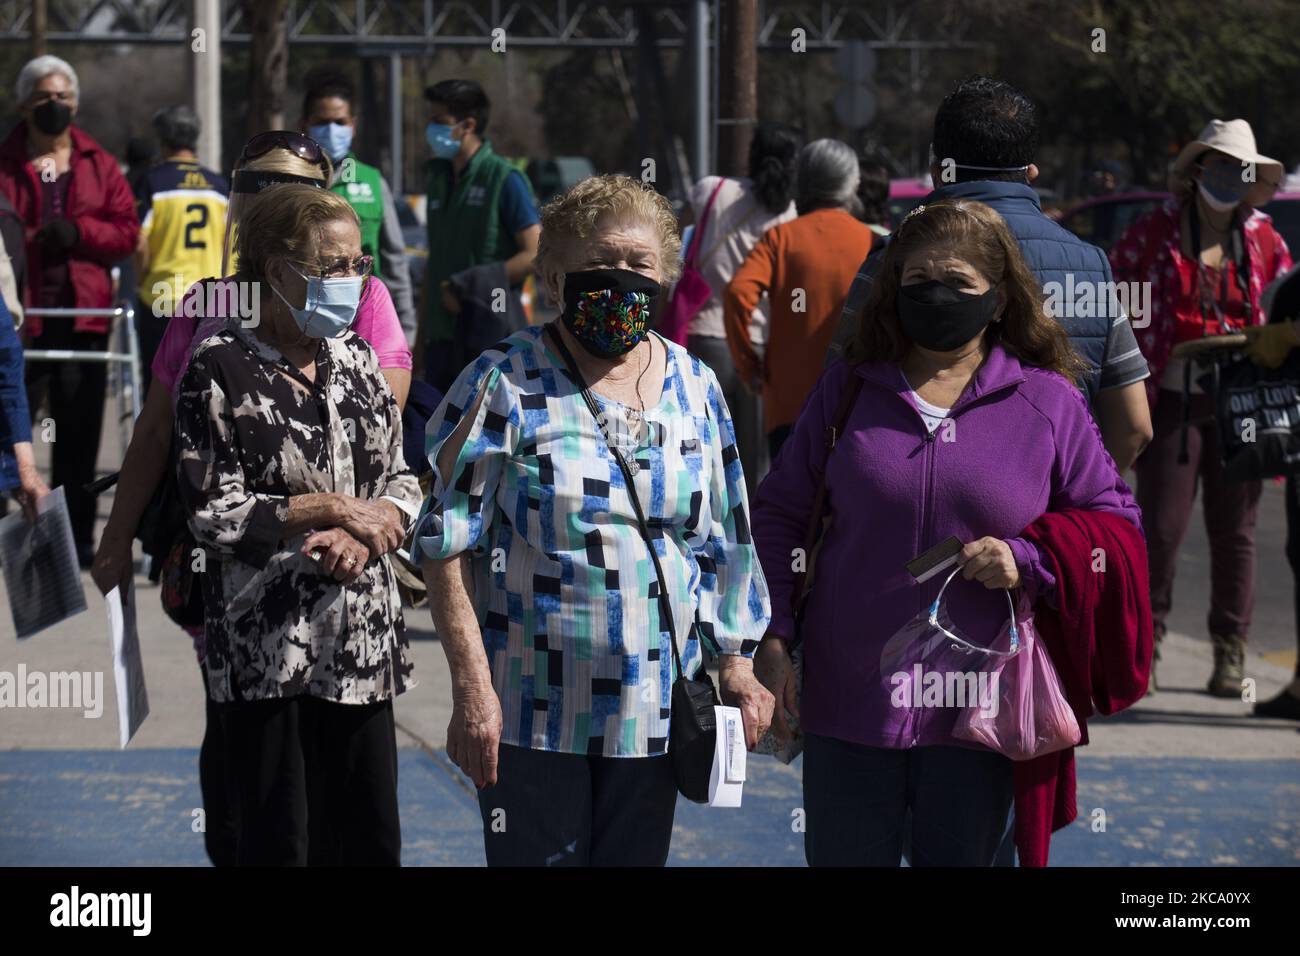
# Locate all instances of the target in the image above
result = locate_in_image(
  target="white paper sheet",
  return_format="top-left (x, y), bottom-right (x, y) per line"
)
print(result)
top-left (104, 585), bottom-right (149, 748)
top-left (0, 486), bottom-right (87, 638)
top-left (708, 705), bottom-right (746, 807)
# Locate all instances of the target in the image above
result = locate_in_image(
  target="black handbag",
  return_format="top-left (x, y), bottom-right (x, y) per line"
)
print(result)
top-left (1212, 349), bottom-right (1300, 482)
top-left (545, 325), bottom-right (719, 802)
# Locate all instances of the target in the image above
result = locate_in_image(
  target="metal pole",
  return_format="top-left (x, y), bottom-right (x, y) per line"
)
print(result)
top-left (389, 51), bottom-right (404, 197)
top-left (31, 0), bottom-right (47, 57)
top-left (719, 0), bottom-right (757, 177)
top-left (688, 0), bottom-right (710, 183)
top-left (193, 0), bottom-right (222, 170)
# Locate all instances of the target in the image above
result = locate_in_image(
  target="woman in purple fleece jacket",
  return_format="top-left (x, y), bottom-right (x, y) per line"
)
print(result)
top-left (751, 200), bottom-right (1141, 867)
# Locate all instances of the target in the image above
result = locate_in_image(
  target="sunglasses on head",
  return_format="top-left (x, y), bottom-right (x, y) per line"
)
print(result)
top-left (239, 131), bottom-right (331, 176)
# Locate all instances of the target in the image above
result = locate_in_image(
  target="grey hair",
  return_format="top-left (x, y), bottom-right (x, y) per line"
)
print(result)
top-left (16, 54), bottom-right (79, 105)
top-left (795, 138), bottom-right (861, 213)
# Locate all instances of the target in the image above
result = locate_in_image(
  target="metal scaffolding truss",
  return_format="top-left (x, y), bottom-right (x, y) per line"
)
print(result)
top-left (0, 0), bottom-right (981, 50)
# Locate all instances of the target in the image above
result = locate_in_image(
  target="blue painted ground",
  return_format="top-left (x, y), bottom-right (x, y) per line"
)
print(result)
top-left (0, 749), bottom-right (1296, 866)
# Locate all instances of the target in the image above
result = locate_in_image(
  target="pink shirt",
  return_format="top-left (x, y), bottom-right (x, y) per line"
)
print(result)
top-left (151, 275), bottom-right (412, 405)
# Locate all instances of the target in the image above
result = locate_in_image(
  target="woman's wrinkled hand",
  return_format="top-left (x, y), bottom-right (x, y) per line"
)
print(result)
top-left (303, 527), bottom-right (371, 584)
top-left (719, 655), bottom-right (776, 750)
top-left (12, 443), bottom-right (50, 524)
top-left (752, 635), bottom-right (799, 744)
top-left (447, 681), bottom-right (503, 789)
top-left (91, 533), bottom-right (134, 596)
top-left (338, 497), bottom-right (405, 556)
top-left (958, 536), bottom-right (1021, 590)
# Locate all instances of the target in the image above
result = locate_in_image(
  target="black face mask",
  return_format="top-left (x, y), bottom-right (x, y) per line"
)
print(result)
top-left (560, 268), bottom-right (661, 359)
top-left (897, 279), bottom-right (999, 352)
top-left (31, 99), bottom-right (73, 136)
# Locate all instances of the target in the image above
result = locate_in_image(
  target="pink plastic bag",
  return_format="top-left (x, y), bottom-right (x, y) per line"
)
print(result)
top-left (950, 600), bottom-right (1081, 761)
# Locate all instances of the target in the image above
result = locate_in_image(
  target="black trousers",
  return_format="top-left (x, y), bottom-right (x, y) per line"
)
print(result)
top-left (198, 665), bottom-right (239, 867)
top-left (802, 734), bottom-right (1014, 867)
top-left (477, 744), bottom-right (678, 866)
top-left (23, 320), bottom-right (108, 551)
top-left (135, 297), bottom-right (167, 397)
top-left (220, 695), bottom-right (401, 866)
top-left (1289, 475), bottom-right (1300, 678)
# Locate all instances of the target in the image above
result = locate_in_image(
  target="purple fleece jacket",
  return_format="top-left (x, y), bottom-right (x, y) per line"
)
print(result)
top-left (751, 346), bottom-right (1141, 749)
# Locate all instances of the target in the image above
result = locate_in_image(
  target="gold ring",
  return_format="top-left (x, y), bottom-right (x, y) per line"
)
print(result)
top-left (346, 556), bottom-right (357, 567)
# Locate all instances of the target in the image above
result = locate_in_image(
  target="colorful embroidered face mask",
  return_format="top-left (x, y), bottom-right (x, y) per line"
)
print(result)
top-left (560, 268), bottom-right (661, 358)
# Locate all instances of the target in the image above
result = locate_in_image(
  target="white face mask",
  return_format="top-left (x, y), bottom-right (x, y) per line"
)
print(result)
top-left (268, 262), bottom-right (363, 339)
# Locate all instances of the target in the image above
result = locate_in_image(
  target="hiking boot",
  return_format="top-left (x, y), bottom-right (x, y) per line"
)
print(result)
top-left (1207, 634), bottom-right (1246, 698)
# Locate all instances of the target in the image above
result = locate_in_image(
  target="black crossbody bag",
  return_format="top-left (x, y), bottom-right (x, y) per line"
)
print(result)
top-left (546, 325), bottom-right (718, 802)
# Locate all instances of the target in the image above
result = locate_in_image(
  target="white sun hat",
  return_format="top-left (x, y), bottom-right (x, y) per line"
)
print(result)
top-left (1169, 118), bottom-right (1285, 208)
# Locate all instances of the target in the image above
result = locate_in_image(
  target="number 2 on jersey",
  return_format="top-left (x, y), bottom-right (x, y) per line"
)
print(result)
top-left (184, 203), bottom-right (208, 249)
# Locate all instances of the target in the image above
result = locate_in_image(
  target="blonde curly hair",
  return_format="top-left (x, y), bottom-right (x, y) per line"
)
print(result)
top-left (536, 174), bottom-right (682, 291)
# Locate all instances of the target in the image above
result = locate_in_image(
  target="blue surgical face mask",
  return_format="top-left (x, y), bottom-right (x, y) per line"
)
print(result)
top-left (426, 121), bottom-right (461, 160)
top-left (1197, 161), bottom-right (1252, 211)
top-left (269, 262), bottom-right (363, 339)
top-left (308, 121), bottom-right (353, 162)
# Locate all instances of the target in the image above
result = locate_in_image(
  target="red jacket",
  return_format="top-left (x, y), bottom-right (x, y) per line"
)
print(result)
top-left (1014, 509), bottom-right (1153, 866)
top-left (0, 122), bottom-right (139, 336)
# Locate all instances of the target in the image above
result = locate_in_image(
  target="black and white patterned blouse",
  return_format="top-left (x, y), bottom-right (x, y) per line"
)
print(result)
top-left (175, 319), bottom-right (421, 704)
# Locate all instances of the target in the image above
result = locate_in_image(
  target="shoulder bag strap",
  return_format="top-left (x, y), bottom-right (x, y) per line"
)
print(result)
top-left (788, 370), bottom-right (866, 646)
top-left (685, 178), bottom-right (727, 269)
top-left (545, 324), bottom-right (687, 680)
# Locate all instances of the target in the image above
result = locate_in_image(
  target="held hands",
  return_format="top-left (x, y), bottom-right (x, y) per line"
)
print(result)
top-left (718, 655), bottom-right (776, 750)
top-left (302, 527), bottom-right (371, 584)
top-left (1243, 322), bottom-right (1300, 369)
top-left (958, 537), bottom-right (1021, 590)
top-left (337, 497), bottom-right (405, 557)
top-left (35, 218), bottom-right (79, 251)
top-left (447, 678), bottom-right (503, 789)
top-left (752, 635), bottom-right (799, 745)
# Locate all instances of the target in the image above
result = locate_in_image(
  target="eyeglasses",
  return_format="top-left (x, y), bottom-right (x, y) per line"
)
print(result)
top-left (292, 255), bottom-right (374, 280)
top-left (240, 131), bottom-right (331, 177)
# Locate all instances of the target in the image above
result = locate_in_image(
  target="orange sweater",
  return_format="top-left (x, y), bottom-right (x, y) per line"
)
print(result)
top-left (723, 208), bottom-right (875, 433)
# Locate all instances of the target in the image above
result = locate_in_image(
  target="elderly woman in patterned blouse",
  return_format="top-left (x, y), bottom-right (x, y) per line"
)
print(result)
top-left (414, 174), bottom-right (775, 866)
top-left (175, 185), bottom-right (421, 866)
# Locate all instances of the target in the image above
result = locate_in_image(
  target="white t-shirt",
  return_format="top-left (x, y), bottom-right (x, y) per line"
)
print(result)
top-left (911, 390), bottom-right (951, 434)
top-left (685, 175), bottom-right (797, 340)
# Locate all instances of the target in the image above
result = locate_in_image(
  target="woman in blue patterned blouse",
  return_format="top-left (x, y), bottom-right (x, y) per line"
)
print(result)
top-left (413, 174), bottom-right (775, 866)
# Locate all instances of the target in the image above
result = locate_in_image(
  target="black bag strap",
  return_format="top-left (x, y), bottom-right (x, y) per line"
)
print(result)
top-left (545, 324), bottom-right (688, 681)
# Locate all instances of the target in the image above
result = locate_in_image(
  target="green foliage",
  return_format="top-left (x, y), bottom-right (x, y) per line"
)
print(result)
top-left (975, 0), bottom-right (1300, 186)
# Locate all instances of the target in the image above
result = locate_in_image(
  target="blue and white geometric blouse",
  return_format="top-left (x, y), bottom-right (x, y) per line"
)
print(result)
top-left (411, 325), bottom-right (770, 757)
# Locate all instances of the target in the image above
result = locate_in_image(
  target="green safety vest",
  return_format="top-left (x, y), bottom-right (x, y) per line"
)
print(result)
top-left (423, 140), bottom-right (524, 341)
top-left (331, 152), bottom-right (386, 278)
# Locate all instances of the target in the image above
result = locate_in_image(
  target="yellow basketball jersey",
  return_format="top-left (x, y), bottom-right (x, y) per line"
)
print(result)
top-left (137, 160), bottom-right (229, 313)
